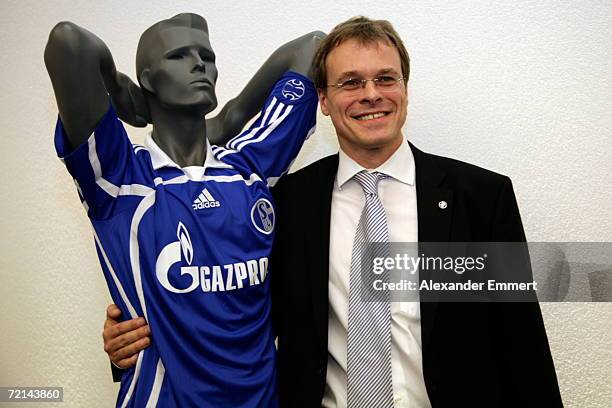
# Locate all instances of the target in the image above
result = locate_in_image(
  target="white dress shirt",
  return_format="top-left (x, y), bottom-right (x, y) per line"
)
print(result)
top-left (322, 140), bottom-right (432, 408)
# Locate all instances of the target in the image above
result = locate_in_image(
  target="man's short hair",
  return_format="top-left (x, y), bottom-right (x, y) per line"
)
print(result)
top-left (313, 16), bottom-right (410, 90)
top-left (135, 13), bottom-right (209, 81)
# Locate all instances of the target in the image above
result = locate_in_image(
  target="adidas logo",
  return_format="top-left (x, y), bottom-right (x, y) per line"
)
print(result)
top-left (192, 188), bottom-right (221, 210)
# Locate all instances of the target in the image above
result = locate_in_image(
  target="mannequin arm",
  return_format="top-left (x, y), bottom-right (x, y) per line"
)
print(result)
top-left (44, 22), bottom-right (148, 149)
top-left (207, 31), bottom-right (325, 145)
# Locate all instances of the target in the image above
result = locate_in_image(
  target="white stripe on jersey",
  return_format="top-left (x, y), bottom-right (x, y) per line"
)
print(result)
top-left (87, 135), bottom-right (117, 196)
top-left (74, 179), bottom-right (90, 212)
top-left (94, 178), bottom-right (153, 198)
top-left (145, 359), bottom-right (165, 408)
top-left (130, 192), bottom-right (156, 321)
top-left (216, 105), bottom-right (293, 160)
top-left (92, 229), bottom-right (139, 319)
top-left (223, 97), bottom-right (278, 150)
top-left (97, 178), bottom-right (120, 197)
top-left (121, 350), bottom-right (145, 408)
top-left (88, 135), bottom-right (154, 198)
top-left (118, 184), bottom-right (155, 197)
top-left (117, 191), bottom-right (158, 406)
top-left (161, 173), bottom-right (263, 186)
top-left (161, 175), bottom-right (192, 185)
top-left (205, 152), bottom-right (234, 169)
top-left (219, 101), bottom-right (283, 154)
top-left (268, 101), bottom-right (286, 124)
top-left (203, 173), bottom-right (262, 185)
top-left (235, 105), bottom-right (293, 151)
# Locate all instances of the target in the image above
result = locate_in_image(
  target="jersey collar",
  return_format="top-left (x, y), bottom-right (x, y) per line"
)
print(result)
top-left (144, 134), bottom-right (231, 171)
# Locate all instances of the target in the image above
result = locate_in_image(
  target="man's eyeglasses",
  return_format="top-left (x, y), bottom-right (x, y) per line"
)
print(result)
top-left (327, 75), bottom-right (406, 92)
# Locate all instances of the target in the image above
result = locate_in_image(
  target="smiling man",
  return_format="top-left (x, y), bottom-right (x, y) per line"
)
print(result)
top-left (270, 16), bottom-right (563, 407)
top-left (318, 37), bottom-right (408, 169)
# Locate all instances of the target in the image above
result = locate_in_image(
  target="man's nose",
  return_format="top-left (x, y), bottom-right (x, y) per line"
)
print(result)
top-left (360, 80), bottom-right (382, 104)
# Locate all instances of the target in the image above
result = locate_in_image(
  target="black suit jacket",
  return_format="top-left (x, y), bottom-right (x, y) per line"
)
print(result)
top-left (271, 143), bottom-right (562, 407)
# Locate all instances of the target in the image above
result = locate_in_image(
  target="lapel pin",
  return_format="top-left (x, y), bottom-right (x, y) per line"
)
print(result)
top-left (438, 200), bottom-right (448, 209)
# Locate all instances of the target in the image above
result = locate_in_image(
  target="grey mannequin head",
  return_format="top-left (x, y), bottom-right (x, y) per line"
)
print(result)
top-left (135, 13), bottom-right (218, 114)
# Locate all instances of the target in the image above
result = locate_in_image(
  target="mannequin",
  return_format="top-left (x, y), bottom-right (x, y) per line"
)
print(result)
top-left (45, 13), bottom-right (324, 408)
top-left (45, 13), bottom-right (322, 159)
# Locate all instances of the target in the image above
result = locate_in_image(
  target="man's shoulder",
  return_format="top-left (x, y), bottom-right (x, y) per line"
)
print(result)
top-left (414, 145), bottom-right (526, 241)
top-left (413, 144), bottom-right (512, 191)
top-left (274, 154), bottom-right (338, 191)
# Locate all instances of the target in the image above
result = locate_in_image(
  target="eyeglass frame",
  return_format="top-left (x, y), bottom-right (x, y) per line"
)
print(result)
top-left (326, 75), bottom-right (407, 92)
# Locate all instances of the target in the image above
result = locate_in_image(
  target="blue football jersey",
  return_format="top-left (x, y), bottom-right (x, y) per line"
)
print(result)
top-left (55, 72), bottom-right (317, 407)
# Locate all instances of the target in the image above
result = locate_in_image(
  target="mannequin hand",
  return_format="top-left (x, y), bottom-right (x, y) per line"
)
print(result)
top-left (103, 304), bottom-right (151, 369)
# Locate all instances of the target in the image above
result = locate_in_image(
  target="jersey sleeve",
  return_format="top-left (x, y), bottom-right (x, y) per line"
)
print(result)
top-left (54, 105), bottom-right (153, 219)
top-left (210, 71), bottom-right (317, 186)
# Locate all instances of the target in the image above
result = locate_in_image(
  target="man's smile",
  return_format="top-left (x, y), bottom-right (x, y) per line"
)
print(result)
top-left (352, 111), bottom-right (390, 121)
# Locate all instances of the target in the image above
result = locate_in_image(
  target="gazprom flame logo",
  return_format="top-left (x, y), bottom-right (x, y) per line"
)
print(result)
top-left (156, 222), bottom-right (199, 293)
top-left (281, 79), bottom-right (305, 101)
top-left (177, 222), bottom-right (193, 265)
top-left (155, 221), bottom-right (271, 294)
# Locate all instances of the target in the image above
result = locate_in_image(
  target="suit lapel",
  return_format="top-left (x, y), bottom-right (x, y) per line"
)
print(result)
top-left (410, 143), bottom-right (453, 349)
top-left (309, 154), bottom-right (338, 353)
top-left (412, 144), bottom-right (453, 241)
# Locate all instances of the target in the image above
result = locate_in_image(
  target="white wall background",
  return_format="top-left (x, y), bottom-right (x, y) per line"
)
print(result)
top-left (0, 0), bottom-right (610, 406)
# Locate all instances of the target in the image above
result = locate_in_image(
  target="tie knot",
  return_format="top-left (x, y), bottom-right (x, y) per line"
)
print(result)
top-left (353, 171), bottom-right (385, 196)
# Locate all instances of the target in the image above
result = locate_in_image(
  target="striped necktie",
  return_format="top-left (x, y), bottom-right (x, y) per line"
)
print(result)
top-left (347, 170), bottom-right (394, 407)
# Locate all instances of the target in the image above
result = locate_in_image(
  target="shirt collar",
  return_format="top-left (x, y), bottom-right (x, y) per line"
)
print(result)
top-left (336, 139), bottom-right (415, 189)
top-left (144, 134), bottom-right (217, 171)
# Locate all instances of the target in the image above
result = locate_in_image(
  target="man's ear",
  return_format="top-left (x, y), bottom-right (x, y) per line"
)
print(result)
top-left (318, 89), bottom-right (330, 116)
top-left (139, 68), bottom-right (154, 93)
